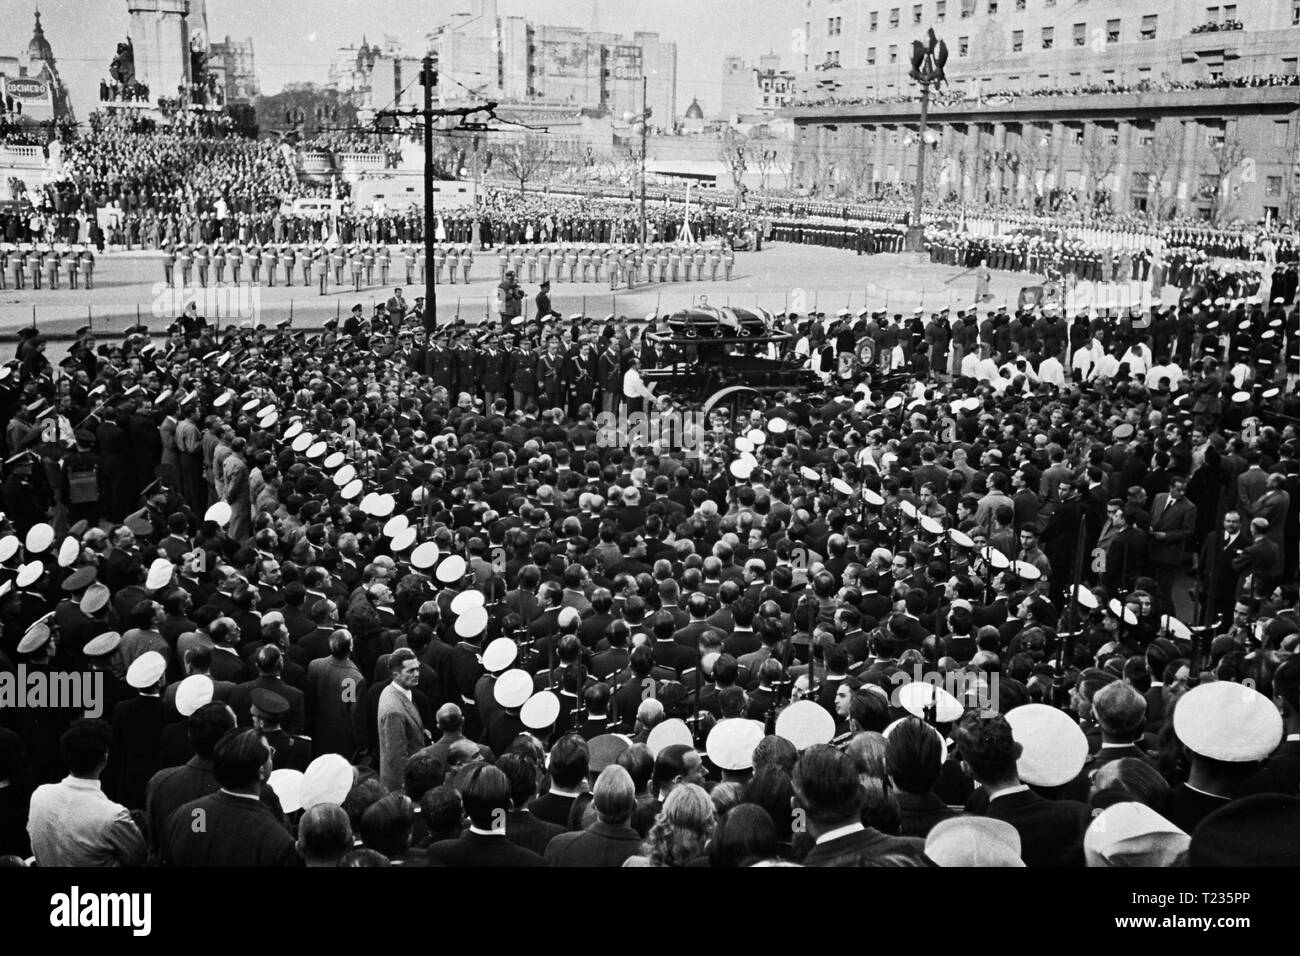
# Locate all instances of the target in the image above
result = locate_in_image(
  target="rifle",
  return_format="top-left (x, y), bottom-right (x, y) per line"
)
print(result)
top-left (1053, 510), bottom-right (1088, 710)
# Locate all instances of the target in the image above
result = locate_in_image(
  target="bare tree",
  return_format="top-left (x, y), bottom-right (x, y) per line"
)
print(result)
top-left (718, 126), bottom-right (749, 207)
top-left (1080, 131), bottom-right (1119, 213)
top-left (1143, 124), bottom-right (1181, 221)
top-left (494, 133), bottom-right (557, 196)
top-left (1204, 132), bottom-right (1247, 225)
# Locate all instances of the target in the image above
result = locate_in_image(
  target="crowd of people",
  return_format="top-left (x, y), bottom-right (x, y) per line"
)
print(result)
top-left (0, 221), bottom-right (1297, 865)
top-left (789, 72), bottom-right (1300, 109)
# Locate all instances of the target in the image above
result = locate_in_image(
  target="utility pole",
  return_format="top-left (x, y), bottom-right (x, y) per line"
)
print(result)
top-left (905, 28), bottom-right (948, 254)
top-left (640, 75), bottom-right (648, 258)
top-left (420, 55), bottom-right (438, 329)
top-left (380, 61), bottom-right (496, 333)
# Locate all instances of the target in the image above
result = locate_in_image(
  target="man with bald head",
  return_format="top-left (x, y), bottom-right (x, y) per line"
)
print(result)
top-left (305, 629), bottom-right (367, 759)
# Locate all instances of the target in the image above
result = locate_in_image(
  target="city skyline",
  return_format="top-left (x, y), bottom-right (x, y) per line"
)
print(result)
top-left (0, 0), bottom-right (794, 121)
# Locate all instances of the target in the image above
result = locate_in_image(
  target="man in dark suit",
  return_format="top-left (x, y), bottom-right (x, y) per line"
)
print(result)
top-left (796, 745), bottom-right (931, 865)
top-left (1199, 509), bottom-right (1248, 625)
top-left (251, 690), bottom-right (312, 772)
top-left (1147, 478), bottom-right (1197, 601)
top-left (230, 645), bottom-right (306, 734)
top-left (544, 765), bottom-right (643, 866)
top-left (1242, 656), bottom-right (1300, 797)
top-left (1103, 503), bottom-right (1148, 595)
top-left (525, 733), bottom-right (588, 826)
top-left (305, 631), bottom-right (367, 759)
top-left (425, 763), bottom-right (546, 866)
top-left (953, 714), bottom-right (1088, 867)
top-left (106, 652), bottom-right (168, 811)
top-left (498, 753), bottom-right (566, 856)
top-left (1232, 517), bottom-right (1283, 599)
top-left (159, 729), bottom-right (299, 867)
top-left (144, 702), bottom-right (234, 848)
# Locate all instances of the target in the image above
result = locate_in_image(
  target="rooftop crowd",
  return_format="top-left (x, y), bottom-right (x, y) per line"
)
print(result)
top-left (0, 216), bottom-right (1297, 864)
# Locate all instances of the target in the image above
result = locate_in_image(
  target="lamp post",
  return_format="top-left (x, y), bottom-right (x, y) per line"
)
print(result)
top-left (904, 28), bottom-right (948, 253)
top-left (622, 75), bottom-right (652, 262)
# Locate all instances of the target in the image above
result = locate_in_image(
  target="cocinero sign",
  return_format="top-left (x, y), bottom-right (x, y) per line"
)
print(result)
top-left (4, 77), bottom-right (50, 99)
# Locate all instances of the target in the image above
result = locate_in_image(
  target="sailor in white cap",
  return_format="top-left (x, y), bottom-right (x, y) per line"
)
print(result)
top-left (925, 815), bottom-right (1025, 867)
top-left (1083, 802), bottom-right (1189, 867)
top-left (1169, 680), bottom-right (1284, 833)
top-left (113, 650), bottom-right (169, 810)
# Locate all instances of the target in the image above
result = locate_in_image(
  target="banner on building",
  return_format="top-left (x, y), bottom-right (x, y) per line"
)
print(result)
top-left (612, 45), bottom-right (643, 81)
top-left (3, 76), bottom-right (50, 100)
top-left (540, 40), bottom-right (592, 78)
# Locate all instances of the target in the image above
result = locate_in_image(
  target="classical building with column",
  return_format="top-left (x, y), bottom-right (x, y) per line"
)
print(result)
top-left (787, 0), bottom-right (1300, 222)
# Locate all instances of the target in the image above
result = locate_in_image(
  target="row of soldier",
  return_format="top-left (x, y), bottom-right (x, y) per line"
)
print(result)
top-left (0, 245), bottom-right (97, 291)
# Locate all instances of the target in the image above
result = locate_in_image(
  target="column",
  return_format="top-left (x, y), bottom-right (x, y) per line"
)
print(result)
top-left (874, 123), bottom-right (888, 195)
top-left (991, 121), bottom-right (1007, 203)
top-left (1175, 119), bottom-right (1201, 218)
top-left (1113, 120), bottom-right (1132, 212)
top-left (1049, 120), bottom-right (1066, 196)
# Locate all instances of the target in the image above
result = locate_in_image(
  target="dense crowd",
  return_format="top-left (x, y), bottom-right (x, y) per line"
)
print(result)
top-left (790, 73), bottom-right (1300, 108)
top-left (0, 231), bottom-right (1297, 866)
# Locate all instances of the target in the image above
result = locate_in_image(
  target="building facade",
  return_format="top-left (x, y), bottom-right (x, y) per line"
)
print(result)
top-left (424, 0), bottom-right (678, 128)
top-left (722, 53), bottom-right (796, 121)
top-left (207, 36), bottom-right (258, 104)
top-left (0, 10), bottom-right (73, 122)
top-left (787, 0), bottom-right (1300, 222)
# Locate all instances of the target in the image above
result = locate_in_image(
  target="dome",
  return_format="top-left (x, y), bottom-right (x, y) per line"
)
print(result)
top-left (684, 97), bottom-right (704, 120)
top-left (28, 10), bottom-right (54, 63)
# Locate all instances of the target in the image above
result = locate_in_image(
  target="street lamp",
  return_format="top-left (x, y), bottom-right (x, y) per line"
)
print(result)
top-left (904, 28), bottom-right (948, 253)
top-left (622, 75), bottom-right (652, 263)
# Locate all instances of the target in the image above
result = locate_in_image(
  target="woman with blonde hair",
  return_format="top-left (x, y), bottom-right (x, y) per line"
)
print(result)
top-left (623, 783), bottom-right (715, 867)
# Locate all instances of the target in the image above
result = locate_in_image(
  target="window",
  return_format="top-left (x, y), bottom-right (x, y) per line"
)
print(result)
top-left (1042, 26), bottom-right (1054, 48)
top-left (1223, 4), bottom-right (1236, 19)
top-left (988, 0), bottom-right (998, 13)
top-left (1107, 128), bottom-right (1119, 145)
top-left (1266, 176), bottom-right (1283, 197)
top-left (914, 4), bottom-right (924, 25)
top-left (1073, 23), bottom-right (1086, 46)
top-left (1045, 0), bottom-right (1055, 6)
top-left (870, 11), bottom-right (878, 30)
top-left (936, 0), bottom-right (947, 20)
top-left (1206, 5), bottom-right (1218, 18)
top-left (1275, 121), bottom-right (1289, 146)
top-left (890, 7), bottom-right (900, 28)
top-left (1207, 127), bottom-right (1225, 148)
top-left (1140, 14), bottom-right (1157, 39)
top-left (867, 46), bottom-right (877, 65)
top-left (1106, 19), bottom-right (1120, 42)
top-left (959, 36), bottom-right (970, 56)
top-left (1285, 57), bottom-right (1298, 76)
top-left (961, 0), bottom-right (975, 17)
top-left (1012, 29), bottom-right (1023, 51)
top-left (1132, 172), bottom-right (1150, 193)
top-left (889, 44), bottom-right (899, 63)
top-left (828, 50), bottom-right (841, 66)
top-left (1199, 174), bottom-right (1219, 195)
top-left (828, 16), bottom-right (842, 35)
top-left (1138, 126), bottom-right (1155, 146)
top-left (1016, 0), bottom-right (1026, 8)
top-left (1072, 127), bottom-right (1085, 144)
top-left (1294, 1), bottom-right (1300, 25)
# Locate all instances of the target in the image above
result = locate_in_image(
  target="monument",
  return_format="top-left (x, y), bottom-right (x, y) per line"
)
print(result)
top-left (125, 0), bottom-right (194, 104)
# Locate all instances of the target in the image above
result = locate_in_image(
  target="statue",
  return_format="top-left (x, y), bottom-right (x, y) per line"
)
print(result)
top-left (109, 38), bottom-right (135, 87)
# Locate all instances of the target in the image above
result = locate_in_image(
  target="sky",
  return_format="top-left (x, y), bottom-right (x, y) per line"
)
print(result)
top-left (3, 0), bottom-right (795, 121)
